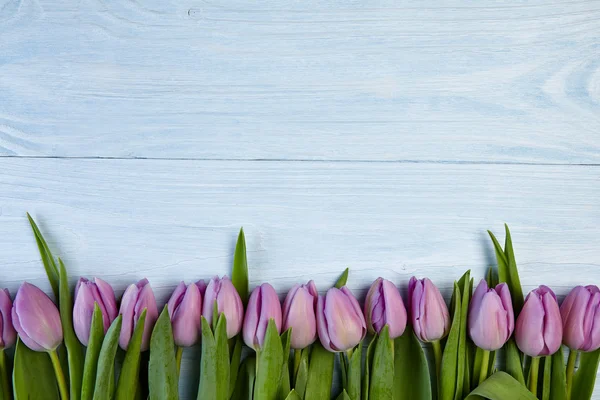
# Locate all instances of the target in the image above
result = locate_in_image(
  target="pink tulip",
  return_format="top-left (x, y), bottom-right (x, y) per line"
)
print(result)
top-left (167, 282), bottom-right (202, 347)
top-left (73, 277), bottom-right (118, 346)
top-left (515, 285), bottom-right (562, 357)
top-left (317, 286), bottom-right (366, 352)
top-left (12, 282), bottom-right (62, 352)
top-left (282, 281), bottom-right (318, 349)
top-left (119, 279), bottom-right (159, 351)
top-left (560, 285), bottom-right (600, 352)
top-left (0, 289), bottom-right (16, 349)
top-left (243, 283), bottom-right (282, 349)
top-left (202, 276), bottom-right (244, 339)
top-left (468, 280), bottom-right (514, 351)
top-left (408, 277), bottom-right (450, 342)
top-left (364, 278), bottom-right (407, 339)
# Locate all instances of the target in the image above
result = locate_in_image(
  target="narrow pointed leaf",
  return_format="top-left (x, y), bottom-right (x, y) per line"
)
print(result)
top-left (571, 348), bottom-right (600, 400)
top-left (116, 310), bottom-right (147, 400)
top-left (12, 338), bottom-right (59, 400)
top-left (278, 329), bottom-right (292, 399)
top-left (454, 271), bottom-right (471, 400)
top-left (27, 213), bottom-right (59, 298)
top-left (362, 337), bottom-right (376, 400)
top-left (232, 228), bottom-right (249, 304)
top-left (503, 225), bottom-right (524, 313)
top-left (285, 389), bottom-right (303, 400)
top-left (394, 326), bottom-right (431, 400)
top-left (231, 355), bottom-right (255, 400)
top-left (294, 347), bottom-right (310, 398)
top-left (254, 319), bottom-right (283, 400)
top-left (346, 344), bottom-right (362, 400)
top-left (336, 389), bottom-right (352, 400)
top-left (542, 356), bottom-right (551, 400)
top-left (81, 304), bottom-right (105, 400)
top-left (440, 282), bottom-right (461, 400)
top-left (465, 372), bottom-right (536, 399)
top-left (93, 316), bottom-right (123, 400)
top-left (228, 338), bottom-right (243, 399)
top-left (549, 349), bottom-right (566, 400)
top-left (334, 268), bottom-right (349, 289)
top-left (214, 314), bottom-right (230, 399)
top-left (503, 339), bottom-right (525, 384)
top-left (369, 326), bottom-right (393, 400)
top-left (198, 317), bottom-right (228, 400)
top-left (148, 307), bottom-right (178, 400)
top-left (305, 342), bottom-right (334, 400)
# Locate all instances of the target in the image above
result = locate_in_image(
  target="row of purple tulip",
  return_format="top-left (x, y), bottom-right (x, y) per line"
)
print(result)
top-left (1, 274), bottom-right (598, 359)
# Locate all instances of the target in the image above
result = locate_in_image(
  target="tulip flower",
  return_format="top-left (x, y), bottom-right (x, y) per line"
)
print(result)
top-left (282, 281), bottom-right (318, 349)
top-left (243, 283), bottom-right (282, 349)
top-left (73, 277), bottom-right (118, 346)
top-left (468, 280), bottom-right (514, 351)
top-left (515, 285), bottom-right (562, 357)
top-left (0, 289), bottom-right (16, 349)
top-left (119, 278), bottom-right (159, 351)
top-left (560, 285), bottom-right (600, 352)
top-left (316, 286), bottom-right (366, 352)
top-left (12, 282), bottom-right (62, 352)
top-left (364, 278), bottom-right (407, 339)
top-left (167, 281), bottom-right (202, 347)
top-left (202, 276), bottom-right (244, 339)
top-left (408, 277), bottom-right (450, 343)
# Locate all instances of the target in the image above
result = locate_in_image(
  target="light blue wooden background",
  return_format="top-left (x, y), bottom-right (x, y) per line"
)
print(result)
top-left (1, 0), bottom-right (599, 398)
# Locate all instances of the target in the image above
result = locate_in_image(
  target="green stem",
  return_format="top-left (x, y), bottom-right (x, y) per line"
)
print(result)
top-left (528, 356), bottom-right (540, 397)
top-left (0, 349), bottom-right (10, 400)
top-left (566, 350), bottom-right (578, 400)
top-left (432, 340), bottom-right (443, 396)
top-left (175, 346), bottom-right (183, 375)
top-left (478, 349), bottom-right (490, 385)
top-left (49, 350), bottom-right (69, 400)
top-left (293, 349), bottom-right (301, 385)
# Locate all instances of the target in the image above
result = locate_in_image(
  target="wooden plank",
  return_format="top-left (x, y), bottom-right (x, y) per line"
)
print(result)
top-left (1, 1), bottom-right (599, 162)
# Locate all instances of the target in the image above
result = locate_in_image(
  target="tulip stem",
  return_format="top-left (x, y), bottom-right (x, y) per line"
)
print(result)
top-left (49, 350), bottom-right (69, 400)
top-left (293, 349), bottom-right (302, 384)
top-left (432, 340), bottom-right (442, 391)
top-left (0, 349), bottom-right (10, 400)
top-left (478, 350), bottom-right (490, 384)
top-left (175, 346), bottom-right (183, 375)
top-left (566, 350), bottom-right (578, 400)
top-left (528, 356), bottom-right (540, 397)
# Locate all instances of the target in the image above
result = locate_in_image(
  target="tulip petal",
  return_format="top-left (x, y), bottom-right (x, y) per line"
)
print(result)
top-left (284, 286), bottom-right (317, 349)
top-left (541, 290), bottom-right (562, 355)
top-left (0, 289), bottom-right (15, 348)
top-left (95, 277), bottom-right (118, 323)
top-left (73, 282), bottom-right (95, 345)
top-left (167, 282), bottom-right (187, 319)
top-left (172, 283), bottom-right (202, 347)
top-left (381, 279), bottom-right (407, 339)
top-left (135, 283), bottom-right (158, 352)
top-left (118, 283), bottom-right (139, 350)
top-left (316, 295), bottom-right (334, 351)
top-left (243, 285), bottom-right (261, 348)
top-left (12, 307), bottom-right (45, 351)
top-left (516, 292), bottom-right (545, 357)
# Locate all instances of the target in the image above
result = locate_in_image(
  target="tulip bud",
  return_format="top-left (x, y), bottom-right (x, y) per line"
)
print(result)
top-left (468, 280), bottom-right (514, 351)
top-left (167, 281), bottom-right (202, 347)
top-left (202, 276), bottom-right (244, 339)
top-left (0, 289), bottom-right (16, 349)
top-left (408, 277), bottom-right (450, 342)
top-left (515, 285), bottom-right (562, 357)
top-left (316, 286), bottom-right (366, 352)
top-left (364, 278), bottom-right (407, 339)
top-left (119, 279), bottom-right (159, 351)
top-left (560, 285), bottom-right (600, 352)
top-left (73, 277), bottom-right (118, 346)
top-left (11, 282), bottom-right (62, 352)
top-left (282, 281), bottom-right (318, 349)
top-left (243, 283), bottom-right (282, 349)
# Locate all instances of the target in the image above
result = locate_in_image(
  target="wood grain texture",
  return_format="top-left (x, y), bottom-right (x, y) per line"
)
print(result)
top-left (0, 158), bottom-right (598, 397)
top-left (1, 0), bottom-right (599, 162)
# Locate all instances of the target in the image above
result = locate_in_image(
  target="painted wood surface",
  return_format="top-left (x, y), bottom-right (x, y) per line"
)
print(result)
top-left (1, 0), bottom-right (599, 398)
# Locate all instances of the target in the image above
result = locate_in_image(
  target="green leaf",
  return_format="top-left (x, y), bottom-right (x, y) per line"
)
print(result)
top-left (503, 225), bottom-right (524, 313)
top-left (503, 339), bottom-right (525, 385)
top-left (228, 337), bottom-right (243, 399)
top-left (27, 213), bottom-right (59, 298)
top-left (232, 228), bottom-right (249, 304)
top-left (336, 389), bottom-right (352, 400)
top-left (362, 337), bottom-right (376, 400)
top-left (485, 268), bottom-right (498, 288)
top-left (294, 347), bottom-right (310, 399)
top-left (345, 344), bottom-right (362, 400)
top-left (285, 389), bottom-right (303, 400)
top-left (81, 304), bottom-right (106, 400)
top-left (198, 317), bottom-right (228, 400)
top-left (487, 231), bottom-right (508, 284)
top-left (571, 348), bottom-right (600, 400)
top-left (148, 307), bottom-right (178, 400)
top-left (440, 282), bottom-right (461, 400)
top-left (394, 326), bottom-right (431, 400)
top-left (334, 268), bottom-right (349, 289)
top-left (92, 315), bottom-right (123, 400)
top-left (232, 355), bottom-right (256, 400)
top-left (369, 326), bottom-right (393, 400)
top-left (214, 314), bottom-right (230, 398)
top-left (305, 342), bottom-right (334, 400)
top-left (254, 319), bottom-right (283, 400)
top-left (465, 372), bottom-right (536, 399)
top-left (278, 329), bottom-right (292, 399)
top-left (454, 271), bottom-right (471, 400)
top-left (115, 309), bottom-right (147, 400)
top-left (13, 338), bottom-right (60, 400)
top-left (550, 349), bottom-right (567, 400)
top-left (472, 348), bottom-right (496, 391)
top-left (542, 356), bottom-right (551, 400)
top-left (58, 258), bottom-right (85, 400)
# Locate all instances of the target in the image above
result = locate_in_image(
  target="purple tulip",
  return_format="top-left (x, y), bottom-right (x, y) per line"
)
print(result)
top-left (408, 277), bottom-right (451, 342)
top-left (0, 289), bottom-right (16, 349)
top-left (316, 286), bottom-right (366, 352)
top-left (515, 285), bottom-right (562, 357)
top-left (243, 283), bottom-right (282, 349)
top-left (560, 285), bottom-right (600, 352)
top-left (73, 277), bottom-right (118, 346)
top-left (282, 281), bottom-right (318, 349)
top-left (167, 282), bottom-right (202, 347)
top-left (364, 278), bottom-right (407, 339)
top-left (202, 276), bottom-right (244, 339)
top-left (119, 279), bottom-right (159, 351)
top-left (468, 280), bottom-right (514, 351)
top-left (11, 282), bottom-right (62, 352)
